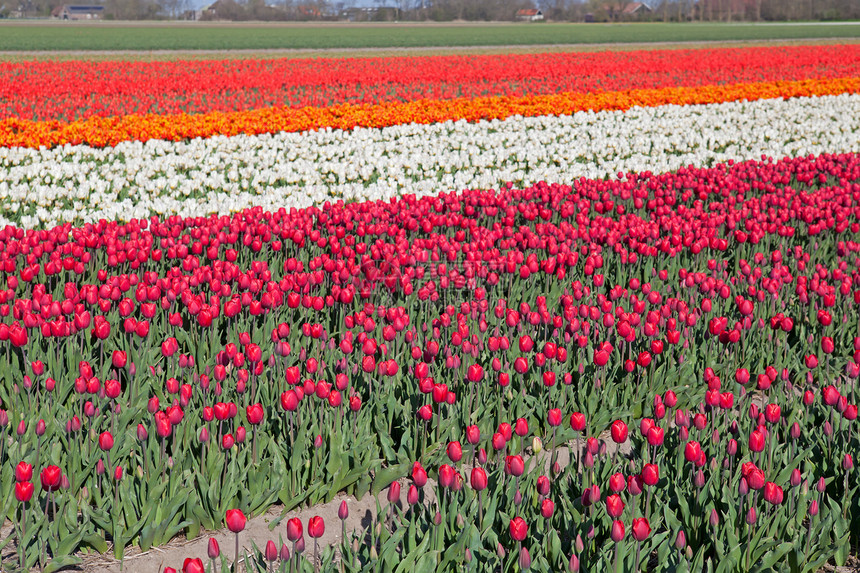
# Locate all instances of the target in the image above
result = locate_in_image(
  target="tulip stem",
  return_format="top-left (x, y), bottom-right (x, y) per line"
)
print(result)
top-left (613, 541), bottom-right (620, 573)
top-left (235, 532), bottom-right (240, 573)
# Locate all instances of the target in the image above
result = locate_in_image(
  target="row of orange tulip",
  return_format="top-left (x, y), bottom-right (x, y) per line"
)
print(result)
top-left (1, 76), bottom-right (858, 150)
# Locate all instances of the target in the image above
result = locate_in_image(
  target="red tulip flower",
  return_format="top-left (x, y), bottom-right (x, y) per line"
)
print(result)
top-left (15, 462), bottom-right (33, 482)
top-left (40, 466), bottom-right (61, 492)
top-left (225, 509), bottom-right (246, 533)
top-left (606, 494), bottom-right (625, 518)
top-left (631, 517), bottom-right (651, 541)
top-left (610, 420), bottom-right (628, 444)
top-left (509, 516), bottom-right (528, 542)
top-left (15, 481), bottom-right (34, 502)
top-left (684, 441), bottom-right (702, 463)
top-left (182, 558), bottom-right (204, 573)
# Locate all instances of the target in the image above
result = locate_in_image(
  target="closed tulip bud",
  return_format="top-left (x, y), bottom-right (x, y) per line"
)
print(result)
top-left (280, 543), bottom-right (290, 561)
top-left (519, 547), bottom-right (531, 570)
top-left (709, 509), bottom-right (719, 527)
top-left (514, 489), bottom-right (523, 505)
top-left (387, 481), bottom-right (400, 504)
top-left (746, 506), bottom-right (758, 525)
top-left (287, 517), bottom-right (302, 541)
top-left (536, 475), bottom-right (550, 496)
top-left (575, 534), bottom-right (585, 553)
top-left (208, 538), bottom-right (220, 559)
top-left (465, 425), bottom-right (480, 444)
top-left (791, 469), bottom-right (802, 487)
top-left (809, 500), bottom-right (819, 517)
top-left (471, 467), bottom-right (488, 491)
top-left (569, 553), bottom-right (580, 572)
top-left (675, 529), bottom-right (686, 549)
top-left (407, 484), bottom-right (419, 505)
top-left (694, 469), bottom-right (705, 488)
top-left (844, 454), bottom-right (854, 471)
top-left (338, 500), bottom-right (349, 520)
top-left (497, 543), bottom-right (506, 559)
top-left (610, 520), bottom-right (625, 542)
top-left (295, 536), bottom-right (305, 554)
top-left (260, 540), bottom-right (276, 562)
top-left (478, 448), bottom-right (487, 465)
top-left (532, 437), bottom-right (542, 454)
top-left (446, 441), bottom-right (462, 463)
top-left (739, 476), bottom-right (749, 496)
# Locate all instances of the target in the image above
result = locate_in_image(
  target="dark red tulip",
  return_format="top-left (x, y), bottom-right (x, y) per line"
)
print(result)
top-left (286, 517), bottom-right (302, 541)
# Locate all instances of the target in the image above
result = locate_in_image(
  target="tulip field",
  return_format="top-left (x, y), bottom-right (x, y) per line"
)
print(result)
top-left (1, 43), bottom-right (859, 573)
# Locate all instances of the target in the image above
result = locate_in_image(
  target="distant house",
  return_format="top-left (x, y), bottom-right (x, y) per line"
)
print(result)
top-left (51, 4), bottom-right (105, 19)
top-left (516, 8), bottom-right (543, 21)
top-left (620, 2), bottom-right (651, 18)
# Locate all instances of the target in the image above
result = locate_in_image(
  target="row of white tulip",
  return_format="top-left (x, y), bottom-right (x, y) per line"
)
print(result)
top-left (1, 93), bottom-right (859, 229)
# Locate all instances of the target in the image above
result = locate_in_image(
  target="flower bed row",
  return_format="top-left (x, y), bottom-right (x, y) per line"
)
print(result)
top-left (0, 151), bottom-right (858, 571)
top-left (2, 92), bottom-right (859, 229)
top-left (3, 44), bottom-right (859, 122)
top-left (2, 77), bottom-right (859, 151)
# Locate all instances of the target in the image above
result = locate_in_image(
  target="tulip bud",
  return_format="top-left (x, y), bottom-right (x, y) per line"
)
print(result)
top-left (844, 454), bottom-right (854, 471)
top-left (675, 529), bottom-right (686, 549)
top-left (532, 437), bottom-right (542, 454)
top-left (569, 553), bottom-right (580, 572)
top-left (519, 547), bottom-right (531, 570)
top-left (280, 543), bottom-right (290, 561)
top-left (746, 507), bottom-right (757, 525)
top-left (809, 500), bottom-right (819, 517)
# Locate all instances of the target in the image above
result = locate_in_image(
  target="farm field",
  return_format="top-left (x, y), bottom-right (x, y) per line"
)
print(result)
top-left (0, 21), bottom-right (859, 52)
top-left (0, 41), bottom-right (859, 573)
